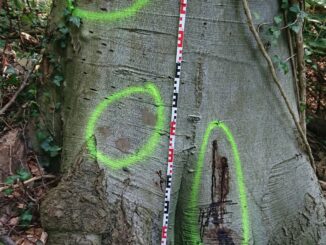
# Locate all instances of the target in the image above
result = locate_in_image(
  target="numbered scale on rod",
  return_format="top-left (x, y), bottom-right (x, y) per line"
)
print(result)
top-left (160, 0), bottom-right (188, 244)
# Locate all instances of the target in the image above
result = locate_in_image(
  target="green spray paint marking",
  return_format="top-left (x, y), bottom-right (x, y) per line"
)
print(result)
top-left (186, 121), bottom-right (250, 245)
top-left (66, 0), bottom-right (150, 21)
top-left (85, 83), bottom-right (164, 169)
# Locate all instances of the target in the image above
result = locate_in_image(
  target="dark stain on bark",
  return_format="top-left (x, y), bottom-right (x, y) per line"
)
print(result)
top-left (115, 137), bottom-right (131, 153)
top-left (97, 126), bottom-right (111, 138)
top-left (198, 140), bottom-right (239, 244)
top-left (141, 108), bottom-right (156, 126)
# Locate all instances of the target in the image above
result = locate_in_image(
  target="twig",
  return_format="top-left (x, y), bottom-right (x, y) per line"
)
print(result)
top-left (0, 175), bottom-right (56, 192)
top-left (285, 54), bottom-right (297, 62)
top-left (241, 0), bottom-right (315, 171)
top-left (0, 60), bottom-right (39, 115)
top-left (0, 117), bottom-right (13, 130)
top-left (290, 0), bottom-right (307, 135)
top-left (9, 145), bottom-right (13, 175)
top-left (284, 10), bottom-right (300, 107)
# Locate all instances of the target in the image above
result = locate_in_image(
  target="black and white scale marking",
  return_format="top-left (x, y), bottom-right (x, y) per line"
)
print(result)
top-left (161, 0), bottom-right (188, 244)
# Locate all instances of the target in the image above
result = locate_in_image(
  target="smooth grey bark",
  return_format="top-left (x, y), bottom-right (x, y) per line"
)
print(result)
top-left (40, 0), bottom-right (326, 244)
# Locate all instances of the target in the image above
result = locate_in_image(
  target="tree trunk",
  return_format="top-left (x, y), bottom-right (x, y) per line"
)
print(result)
top-left (40, 0), bottom-right (326, 244)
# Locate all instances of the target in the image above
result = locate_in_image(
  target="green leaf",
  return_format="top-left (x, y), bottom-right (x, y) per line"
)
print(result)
top-left (289, 4), bottom-right (300, 14)
top-left (253, 11), bottom-right (260, 20)
top-left (55, 102), bottom-right (61, 110)
top-left (272, 55), bottom-right (289, 74)
top-left (299, 103), bottom-right (306, 112)
top-left (268, 26), bottom-right (281, 42)
top-left (36, 130), bottom-right (47, 142)
top-left (290, 23), bottom-right (302, 33)
top-left (0, 40), bottom-right (5, 48)
top-left (40, 137), bottom-right (61, 157)
top-left (298, 11), bottom-right (308, 19)
top-left (63, 8), bottom-right (71, 17)
top-left (17, 169), bottom-right (31, 181)
top-left (4, 175), bottom-right (20, 185)
top-left (58, 26), bottom-right (69, 35)
top-left (281, 0), bottom-right (289, 9)
top-left (4, 65), bottom-right (16, 75)
top-left (68, 16), bottom-right (81, 28)
top-left (13, 0), bottom-right (24, 10)
top-left (304, 48), bottom-right (313, 56)
top-left (3, 188), bottom-right (13, 196)
top-left (6, 74), bottom-right (19, 85)
top-left (20, 210), bottom-right (33, 226)
top-left (280, 62), bottom-right (289, 74)
top-left (60, 40), bottom-right (67, 48)
top-left (53, 75), bottom-right (64, 86)
top-left (49, 145), bottom-right (62, 157)
top-left (273, 30), bottom-right (281, 38)
top-left (274, 15), bottom-right (283, 25)
top-left (307, 39), bottom-right (326, 50)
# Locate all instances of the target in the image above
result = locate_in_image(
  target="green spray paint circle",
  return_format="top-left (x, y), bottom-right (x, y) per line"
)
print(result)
top-left (186, 121), bottom-right (250, 245)
top-left (85, 83), bottom-right (164, 169)
top-left (67, 0), bottom-right (150, 21)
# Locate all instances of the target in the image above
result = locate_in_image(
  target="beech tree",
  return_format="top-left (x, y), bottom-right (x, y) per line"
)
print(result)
top-left (39, 0), bottom-right (326, 244)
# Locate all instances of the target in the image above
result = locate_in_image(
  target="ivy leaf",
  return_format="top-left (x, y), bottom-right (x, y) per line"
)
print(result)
top-left (17, 169), bottom-right (31, 181)
top-left (272, 55), bottom-right (289, 74)
top-left (299, 103), bottom-right (306, 112)
top-left (55, 102), bottom-right (61, 110)
top-left (4, 65), bottom-right (16, 76)
top-left (58, 25), bottom-right (69, 35)
top-left (63, 8), bottom-right (71, 17)
top-left (41, 137), bottom-right (61, 157)
top-left (36, 130), bottom-right (47, 142)
top-left (20, 210), bottom-right (33, 226)
top-left (4, 175), bottom-right (20, 185)
top-left (268, 26), bottom-right (281, 43)
top-left (53, 75), bottom-right (64, 86)
top-left (253, 11), bottom-right (260, 20)
top-left (3, 188), bottom-right (13, 196)
top-left (48, 145), bottom-right (61, 157)
top-left (289, 4), bottom-right (301, 14)
top-left (290, 23), bottom-right (302, 33)
top-left (281, 0), bottom-right (289, 9)
top-left (68, 16), bottom-right (81, 28)
top-left (298, 11), bottom-right (308, 19)
top-left (0, 40), bottom-right (5, 48)
top-left (274, 15), bottom-right (283, 25)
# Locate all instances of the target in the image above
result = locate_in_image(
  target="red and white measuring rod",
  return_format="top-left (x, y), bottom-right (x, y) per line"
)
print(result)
top-left (160, 0), bottom-right (188, 244)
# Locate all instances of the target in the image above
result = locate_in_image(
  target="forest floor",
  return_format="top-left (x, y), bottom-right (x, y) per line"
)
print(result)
top-left (0, 2), bottom-right (325, 245)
